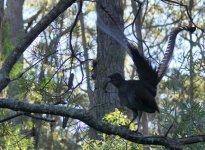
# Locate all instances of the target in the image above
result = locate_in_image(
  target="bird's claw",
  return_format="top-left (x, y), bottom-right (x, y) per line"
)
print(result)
top-left (120, 124), bottom-right (130, 129)
top-left (134, 130), bottom-right (143, 135)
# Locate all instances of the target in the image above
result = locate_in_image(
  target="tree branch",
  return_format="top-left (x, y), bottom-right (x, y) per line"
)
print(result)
top-left (0, 0), bottom-right (77, 92)
top-left (0, 111), bottom-right (55, 123)
top-left (178, 135), bottom-right (205, 145)
top-left (0, 98), bottom-right (204, 149)
top-left (25, 114), bottom-right (55, 122)
top-left (0, 112), bottom-right (26, 123)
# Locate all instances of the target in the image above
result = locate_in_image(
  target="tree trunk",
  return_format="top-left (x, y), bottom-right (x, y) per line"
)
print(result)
top-left (46, 120), bottom-right (55, 150)
top-left (188, 0), bottom-right (194, 101)
top-left (89, 0), bottom-right (125, 138)
top-left (78, 2), bottom-right (93, 99)
top-left (0, 0), bottom-right (3, 56)
top-left (5, 0), bottom-right (24, 46)
top-left (34, 119), bottom-right (42, 150)
top-left (5, 0), bottom-right (25, 98)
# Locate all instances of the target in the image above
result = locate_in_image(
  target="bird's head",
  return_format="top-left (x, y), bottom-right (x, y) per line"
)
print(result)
top-left (103, 73), bottom-right (124, 90)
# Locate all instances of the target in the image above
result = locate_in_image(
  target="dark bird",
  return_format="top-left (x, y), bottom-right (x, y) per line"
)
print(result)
top-left (103, 26), bottom-right (196, 130)
top-left (106, 72), bottom-right (159, 128)
top-left (104, 43), bottom-right (159, 129)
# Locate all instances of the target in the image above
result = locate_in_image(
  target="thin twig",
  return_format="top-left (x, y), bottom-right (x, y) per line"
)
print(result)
top-left (164, 124), bottom-right (173, 137)
top-left (0, 112), bottom-right (26, 123)
top-left (25, 114), bottom-right (55, 122)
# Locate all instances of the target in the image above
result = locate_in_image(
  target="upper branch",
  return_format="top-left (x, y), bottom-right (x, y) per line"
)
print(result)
top-left (0, 0), bottom-right (77, 92)
top-left (0, 98), bottom-right (204, 149)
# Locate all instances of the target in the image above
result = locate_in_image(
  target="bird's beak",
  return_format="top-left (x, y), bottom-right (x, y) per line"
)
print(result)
top-left (103, 77), bottom-right (111, 92)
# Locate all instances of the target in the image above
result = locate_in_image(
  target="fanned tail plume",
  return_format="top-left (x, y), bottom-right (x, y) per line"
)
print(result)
top-left (157, 26), bottom-right (196, 82)
top-left (97, 17), bottom-right (196, 84)
top-left (127, 43), bottom-right (158, 87)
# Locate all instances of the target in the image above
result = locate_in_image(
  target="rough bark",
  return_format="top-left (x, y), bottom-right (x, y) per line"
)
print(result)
top-left (89, 0), bottom-right (125, 138)
top-left (5, 0), bottom-right (24, 97)
top-left (5, 0), bottom-right (24, 46)
top-left (93, 0), bottom-right (124, 121)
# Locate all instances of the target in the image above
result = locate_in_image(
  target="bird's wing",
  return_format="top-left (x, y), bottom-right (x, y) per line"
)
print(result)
top-left (128, 44), bottom-right (158, 87)
top-left (97, 16), bottom-right (157, 87)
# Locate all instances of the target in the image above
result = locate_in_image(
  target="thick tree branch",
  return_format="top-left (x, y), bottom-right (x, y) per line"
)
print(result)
top-left (0, 98), bottom-right (204, 149)
top-left (0, 0), bottom-right (77, 92)
top-left (178, 135), bottom-right (205, 145)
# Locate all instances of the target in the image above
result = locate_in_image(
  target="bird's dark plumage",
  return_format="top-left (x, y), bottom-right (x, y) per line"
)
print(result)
top-left (127, 44), bottom-right (159, 88)
top-left (103, 26), bottom-right (196, 130)
top-left (108, 73), bottom-right (159, 113)
top-left (105, 44), bottom-right (159, 129)
top-left (107, 72), bottom-right (159, 129)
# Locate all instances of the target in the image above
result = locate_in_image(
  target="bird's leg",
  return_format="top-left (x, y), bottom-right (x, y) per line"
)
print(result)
top-left (129, 111), bottom-right (138, 126)
top-left (123, 111), bottom-right (138, 128)
top-left (125, 111), bottom-right (143, 135)
top-left (136, 111), bottom-right (142, 131)
top-left (164, 124), bottom-right (173, 137)
top-left (120, 111), bottom-right (138, 129)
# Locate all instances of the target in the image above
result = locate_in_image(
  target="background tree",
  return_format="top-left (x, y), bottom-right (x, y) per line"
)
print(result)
top-left (0, 0), bottom-right (3, 55)
top-left (89, 0), bottom-right (125, 139)
top-left (0, 0), bottom-right (204, 149)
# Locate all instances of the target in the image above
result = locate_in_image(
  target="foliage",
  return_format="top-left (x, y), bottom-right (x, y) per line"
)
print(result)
top-left (82, 109), bottom-right (143, 150)
top-left (0, 121), bottom-right (34, 150)
top-left (159, 70), bottom-right (205, 149)
top-left (0, 0), bottom-right (205, 149)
